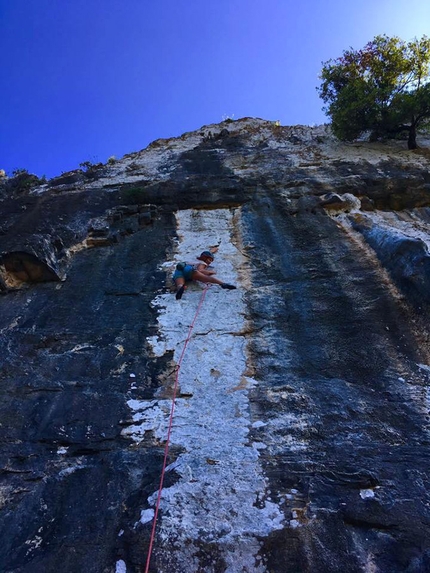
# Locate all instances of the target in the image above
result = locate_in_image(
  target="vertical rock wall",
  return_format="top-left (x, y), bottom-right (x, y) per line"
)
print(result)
top-left (1, 118), bottom-right (430, 572)
top-left (0, 212), bottom-right (177, 573)
top-left (240, 199), bottom-right (430, 572)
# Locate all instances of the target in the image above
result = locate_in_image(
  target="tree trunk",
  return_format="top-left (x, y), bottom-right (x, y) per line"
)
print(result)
top-left (407, 124), bottom-right (417, 150)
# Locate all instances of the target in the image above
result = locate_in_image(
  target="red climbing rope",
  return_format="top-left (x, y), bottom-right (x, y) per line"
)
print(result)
top-left (144, 285), bottom-right (209, 573)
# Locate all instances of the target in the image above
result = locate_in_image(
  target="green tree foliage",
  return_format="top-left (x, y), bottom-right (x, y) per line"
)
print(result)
top-left (0, 169), bottom-right (47, 196)
top-left (318, 35), bottom-right (430, 149)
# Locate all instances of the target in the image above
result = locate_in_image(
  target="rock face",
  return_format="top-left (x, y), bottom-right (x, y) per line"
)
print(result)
top-left (1, 118), bottom-right (430, 572)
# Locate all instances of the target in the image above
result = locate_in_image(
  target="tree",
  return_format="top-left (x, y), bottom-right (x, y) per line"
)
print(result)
top-left (318, 35), bottom-right (430, 149)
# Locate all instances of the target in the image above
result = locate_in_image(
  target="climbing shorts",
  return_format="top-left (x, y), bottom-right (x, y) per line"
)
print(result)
top-left (173, 263), bottom-right (195, 282)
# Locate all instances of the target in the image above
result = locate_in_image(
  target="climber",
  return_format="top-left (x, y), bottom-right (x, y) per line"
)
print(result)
top-left (173, 250), bottom-right (236, 300)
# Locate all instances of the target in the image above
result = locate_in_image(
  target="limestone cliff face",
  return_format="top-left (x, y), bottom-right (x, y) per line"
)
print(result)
top-left (1, 118), bottom-right (430, 573)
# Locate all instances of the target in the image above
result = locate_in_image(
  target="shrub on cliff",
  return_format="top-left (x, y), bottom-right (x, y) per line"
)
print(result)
top-left (318, 35), bottom-right (430, 149)
top-left (0, 169), bottom-right (47, 196)
top-left (79, 160), bottom-right (106, 180)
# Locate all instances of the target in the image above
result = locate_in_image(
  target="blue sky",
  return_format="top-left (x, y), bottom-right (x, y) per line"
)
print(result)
top-left (1, 0), bottom-right (429, 179)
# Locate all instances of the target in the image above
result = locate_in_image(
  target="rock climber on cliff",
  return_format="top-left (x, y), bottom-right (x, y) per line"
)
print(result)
top-left (173, 248), bottom-right (236, 300)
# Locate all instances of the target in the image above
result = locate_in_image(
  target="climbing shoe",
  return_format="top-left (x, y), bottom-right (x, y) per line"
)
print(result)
top-left (221, 283), bottom-right (236, 290)
top-left (175, 285), bottom-right (185, 300)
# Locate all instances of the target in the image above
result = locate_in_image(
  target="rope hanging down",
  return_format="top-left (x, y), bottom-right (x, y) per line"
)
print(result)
top-left (144, 285), bottom-right (210, 573)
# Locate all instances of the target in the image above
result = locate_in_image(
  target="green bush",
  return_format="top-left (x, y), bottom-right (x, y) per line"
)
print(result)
top-left (1, 169), bottom-right (47, 195)
top-left (318, 35), bottom-right (430, 149)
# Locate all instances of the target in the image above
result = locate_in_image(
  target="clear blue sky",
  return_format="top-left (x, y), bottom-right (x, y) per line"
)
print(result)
top-left (1, 0), bottom-right (429, 178)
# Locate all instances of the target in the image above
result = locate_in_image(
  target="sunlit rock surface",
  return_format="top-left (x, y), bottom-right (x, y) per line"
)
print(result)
top-left (1, 118), bottom-right (430, 572)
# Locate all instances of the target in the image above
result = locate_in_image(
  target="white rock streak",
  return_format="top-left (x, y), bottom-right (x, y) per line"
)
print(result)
top-left (128, 208), bottom-right (284, 570)
top-left (115, 560), bottom-right (127, 573)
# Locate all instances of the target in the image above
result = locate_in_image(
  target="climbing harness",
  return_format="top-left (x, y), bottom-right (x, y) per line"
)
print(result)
top-left (144, 284), bottom-right (210, 573)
